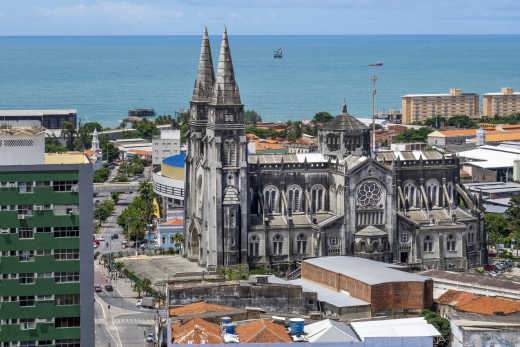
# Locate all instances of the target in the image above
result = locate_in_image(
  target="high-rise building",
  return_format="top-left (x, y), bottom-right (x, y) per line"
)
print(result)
top-left (401, 88), bottom-right (479, 124)
top-left (482, 87), bottom-right (520, 117)
top-left (0, 128), bottom-right (93, 347)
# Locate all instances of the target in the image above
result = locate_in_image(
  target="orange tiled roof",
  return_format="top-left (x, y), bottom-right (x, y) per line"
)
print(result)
top-left (171, 318), bottom-right (223, 344)
top-left (128, 149), bottom-right (152, 155)
top-left (169, 302), bottom-right (234, 317)
top-left (295, 139), bottom-right (314, 145)
top-left (460, 169), bottom-right (470, 176)
top-left (236, 319), bottom-right (292, 343)
top-left (256, 142), bottom-right (286, 151)
top-left (500, 124), bottom-right (520, 130)
top-left (161, 218), bottom-right (183, 226)
top-left (486, 132), bottom-right (520, 142)
top-left (438, 129), bottom-right (479, 137)
top-left (84, 149), bottom-right (98, 157)
top-left (246, 133), bottom-right (259, 141)
top-left (435, 290), bottom-right (520, 315)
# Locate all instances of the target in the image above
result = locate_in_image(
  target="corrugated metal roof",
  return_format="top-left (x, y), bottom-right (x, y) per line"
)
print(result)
top-left (351, 317), bottom-right (441, 340)
top-left (304, 319), bottom-right (359, 343)
top-left (304, 256), bottom-right (430, 285)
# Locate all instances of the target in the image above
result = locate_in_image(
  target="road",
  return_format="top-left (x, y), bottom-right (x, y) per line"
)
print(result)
top-left (94, 170), bottom-right (158, 347)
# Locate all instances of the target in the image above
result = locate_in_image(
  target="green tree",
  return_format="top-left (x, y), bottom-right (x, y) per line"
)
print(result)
top-left (99, 135), bottom-right (120, 162)
top-left (45, 136), bottom-right (67, 153)
top-left (111, 192), bottom-right (121, 204)
top-left (312, 111), bottom-right (333, 124)
top-left (93, 168), bottom-right (110, 183)
top-left (420, 309), bottom-right (450, 347)
top-left (94, 200), bottom-right (115, 224)
top-left (424, 115), bottom-right (446, 129)
top-left (172, 233), bottom-right (184, 247)
top-left (393, 127), bottom-right (434, 143)
top-left (136, 120), bottom-right (160, 140)
top-left (485, 213), bottom-right (508, 248)
top-left (447, 115), bottom-right (478, 129)
top-left (243, 110), bottom-right (262, 125)
top-left (61, 121), bottom-right (77, 150)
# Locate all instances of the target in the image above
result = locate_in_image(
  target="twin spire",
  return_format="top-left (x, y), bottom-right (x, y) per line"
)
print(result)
top-left (192, 27), bottom-right (241, 105)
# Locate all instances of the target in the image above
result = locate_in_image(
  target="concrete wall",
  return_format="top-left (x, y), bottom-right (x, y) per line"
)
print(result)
top-left (168, 283), bottom-right (316, 314)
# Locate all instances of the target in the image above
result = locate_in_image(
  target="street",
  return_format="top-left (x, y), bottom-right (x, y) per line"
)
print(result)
top-left (94, 183), bottom-right (158, 346)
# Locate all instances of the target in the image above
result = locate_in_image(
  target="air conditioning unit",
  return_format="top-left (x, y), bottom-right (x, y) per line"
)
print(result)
top-left (71, 186), bottom-right (79, 192)
top-left (34, 206), bottom-right (43, 211)
top-left (17, 215), bottom-right (25, 220)
top-left (0, 229), bottom-right (9, 234)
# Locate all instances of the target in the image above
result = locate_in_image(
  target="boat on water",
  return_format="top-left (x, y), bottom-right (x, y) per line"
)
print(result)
top-left (273, 48), bottom-right (283, 58)
top-left (368, 62), bottom-right (383, 66)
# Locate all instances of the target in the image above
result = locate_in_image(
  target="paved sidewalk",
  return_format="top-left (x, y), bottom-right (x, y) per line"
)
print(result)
top-left (95, 261), bottom-right (137, 301)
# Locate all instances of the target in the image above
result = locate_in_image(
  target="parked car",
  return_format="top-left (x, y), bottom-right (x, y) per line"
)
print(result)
top-left (94, 239), bottom-right (100, 245)
top-left (484, 264), bottom-right (494, 271)
top-left (146, 333), bottom-right (154, 343)
top-left (111, 234), bottom-right (119, 239)
top-left (141, 296), bottom-right (155, 308)
top-left (94, 284), bottom-right (102, 293)
top-left (136, 299), bottom-right (142, 307)
top-left (104, 284), bottom-right (114, 292)
top-left (98, 236), bottom-right (105, 242)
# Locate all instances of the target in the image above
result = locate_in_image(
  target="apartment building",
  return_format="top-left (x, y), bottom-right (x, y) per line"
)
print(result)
top-left (402, 88), bottom-right (479, 124)
top-left (152, 129), bottom-right (181, 166)
top-left (0, 128), bottom-right (93, 347)
top-left (482, 87), bottom-right (520, 117)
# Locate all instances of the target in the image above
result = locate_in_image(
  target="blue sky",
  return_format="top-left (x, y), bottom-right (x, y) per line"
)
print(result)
top-left (1, 0), bottom-right (519, 35)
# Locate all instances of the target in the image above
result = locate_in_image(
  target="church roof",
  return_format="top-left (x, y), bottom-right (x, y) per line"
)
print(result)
top-left (321, 104), bottom-right (368, 132)
top-left (192, 27), bottom-right (215, 102)
top-left (211, 28), bottom-right (241, 105)
top-left (355, 225), bottom-right (387, 237)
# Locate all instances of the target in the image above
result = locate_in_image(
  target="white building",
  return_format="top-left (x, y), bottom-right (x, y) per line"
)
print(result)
top-left (0, 127), bottom-right (45, 165)
top-left (152, 129), bottom-right (181, 166)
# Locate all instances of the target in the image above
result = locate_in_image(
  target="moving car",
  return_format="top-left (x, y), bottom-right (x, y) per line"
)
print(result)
top-left (94, 284), bottom-right (102, 293)
top-left (104, 284), bottom-right (114, 292)
top-left (136, 299), bottom-right (142, 307)
top-left (146, 333), bottom-right (154, 343)
top-left (111, 233), bottom-right (119, 239)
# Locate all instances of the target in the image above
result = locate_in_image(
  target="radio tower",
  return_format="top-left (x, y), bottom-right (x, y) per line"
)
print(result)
top-left (370, 75), bottom-right (377, 156)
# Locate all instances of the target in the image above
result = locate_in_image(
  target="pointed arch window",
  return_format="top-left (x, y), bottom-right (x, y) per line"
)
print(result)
top-left (223, 140), bottom-right (237, 167)
top-left (273, 234), bottom-right (283, 255)
top-left (447, 234), bottom-right (456, 252)
top-left (263, 186), bottom-right (278, 213)
top-left (287, 185), bottom-right (302, 213)
top-left (296, 233), bottom-right (307, 254)
top-left (311, 185), bottom-right (326, 212)
top-left (424, 235), bottom-right (433, 252)
top-left (426, 179), bottom-right (440, 207)
top-left (249, 235), bottom-right (259, 256)
top-left (403, 181), bottom-right (417, 208)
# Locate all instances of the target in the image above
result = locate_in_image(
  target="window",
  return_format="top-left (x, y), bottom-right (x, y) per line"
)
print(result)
top-left (18, 182), bottom-right (33, 193)
top-left (54, 227), bottom-right (79, 238)
top-left (19, 296), bottom-right (35, 307)
top-left (426, 179), bottom-right (440, 207)
top-left (37, 273), bottom-right (53, 279)
top-left (20, 319), bottom-right (35, 330)
top-left (288, 185), bottom-right (302, 213)
top-left (222, 140), bottom-right (237, 167)
top-left (423, 236), bottom-right (433, 252)
top-left (403, 182), bottom-right (418, 208)
top-left (37, 295), bottom-right (53, 301)
top-left (18, 228), bottom-right (34, 239)
top-left (17, 205), bottom-right (33, 216)
top-left (38, 341), bottom-right (53, 346)
top-left (447, 234), bottom-right (456, 252)
top-left (19, 250), bottom-right (34, 262)
top-left (249, 235), bottom-right (259, 256)
top-left (54, 249), bottom-right (79, 260)
top-left (467, 225), bottom-right (474, 245)
top-left (36, 227), bottom-right (52, 233)
top-left (272, 234), bottom-right (283, 255)
top-left (55, 317), bottom-right (80, 328)
top-left (357, 181), bottom-right (383, 208)
top-left (311, 185), bottom-right (325, 212)
top-left (19, 273), bottom-right (34, 284)
top-left (36, 249), bottom-right (52, 256)
top-left (263, 186), bottom-right (278, 213)
top-left (20, 341), bottom-right (36, 347)
top-left (55, 272), bottom-right (80, 283)
top-left (400, 232), bottom-right (409, 243)
top-left (55, 339), bottom-right (80, 347)
top-left (36, 181), bottom-right (51, 186)
top-left (296, 234), bottom-right (307, 254)
top-left (53, 181), bottom-right (78, 192)
top-left (329, 237), bottom-right (338, 246)
top-left (56, 294), bottom-right (80, 306)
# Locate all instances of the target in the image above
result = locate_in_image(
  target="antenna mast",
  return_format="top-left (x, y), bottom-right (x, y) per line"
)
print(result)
top-left (370, 75), bottom-right (377, 156)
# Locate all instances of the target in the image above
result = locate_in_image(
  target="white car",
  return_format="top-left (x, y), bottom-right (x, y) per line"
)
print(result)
top-left (146, 333), bottom-right (154, 342)
top-left (136, 299), bottom-right (142, 307)
top-left (98, 236), bottom-right (105, 242)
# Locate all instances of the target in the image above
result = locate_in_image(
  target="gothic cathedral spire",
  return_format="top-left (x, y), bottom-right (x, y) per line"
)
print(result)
top-left (212, 27), bottom-right (241, 105)
top-left (192, 27), bottom-right (215, 102)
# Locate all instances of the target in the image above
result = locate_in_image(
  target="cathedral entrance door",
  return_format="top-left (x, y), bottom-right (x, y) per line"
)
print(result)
top-left (400, 251), bottom-right (409, 264)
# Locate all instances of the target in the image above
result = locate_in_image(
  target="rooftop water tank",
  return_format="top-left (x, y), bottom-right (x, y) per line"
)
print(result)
top-left (221, 317), bottom-right (232, 325)
top-left (224, 322), bottom-right (236, 335)
top-left (289, 318), bottom-right (304, 335)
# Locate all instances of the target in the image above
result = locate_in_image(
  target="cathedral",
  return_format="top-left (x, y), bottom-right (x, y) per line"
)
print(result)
top-left (184, 29), bottom-right (486, 272)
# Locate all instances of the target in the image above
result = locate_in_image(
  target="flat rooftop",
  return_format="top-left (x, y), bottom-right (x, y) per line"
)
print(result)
top-left (350, 317), bottom-right (441, 341)
top-left (44, 152), bottom-right (89, 165)
top-left (268, 275), bottom-right (370, 308)
top-left (304, 256), bottom-right (430, 285)
top-left (0, 109), bottom-right (77, 117)
top-left (403, 93), bottom-right (477, 97)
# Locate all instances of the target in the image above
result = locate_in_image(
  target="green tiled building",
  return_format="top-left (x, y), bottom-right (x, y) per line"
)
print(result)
top-left (0, 130), bottom-right (93, 347)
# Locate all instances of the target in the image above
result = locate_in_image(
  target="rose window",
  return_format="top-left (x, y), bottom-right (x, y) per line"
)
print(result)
top-left (357, 181), bottom-right (383, 207)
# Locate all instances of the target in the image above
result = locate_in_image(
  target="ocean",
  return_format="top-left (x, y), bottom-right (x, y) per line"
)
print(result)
top-left (0, 35), bottom-right (519, 128)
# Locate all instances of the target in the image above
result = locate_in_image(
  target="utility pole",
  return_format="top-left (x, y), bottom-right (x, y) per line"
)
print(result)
top-left (370, 75), bottom-right (378, 156)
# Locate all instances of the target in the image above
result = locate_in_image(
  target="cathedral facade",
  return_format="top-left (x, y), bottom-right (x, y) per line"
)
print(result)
top-left (184, 29), bottom-right (486, 272)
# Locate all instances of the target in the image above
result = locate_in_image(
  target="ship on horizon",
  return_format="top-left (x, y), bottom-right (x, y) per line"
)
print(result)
top-left (273, 48), bottom-right (283, 58)
top-left (369, 62), bottom-right (383, 66)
